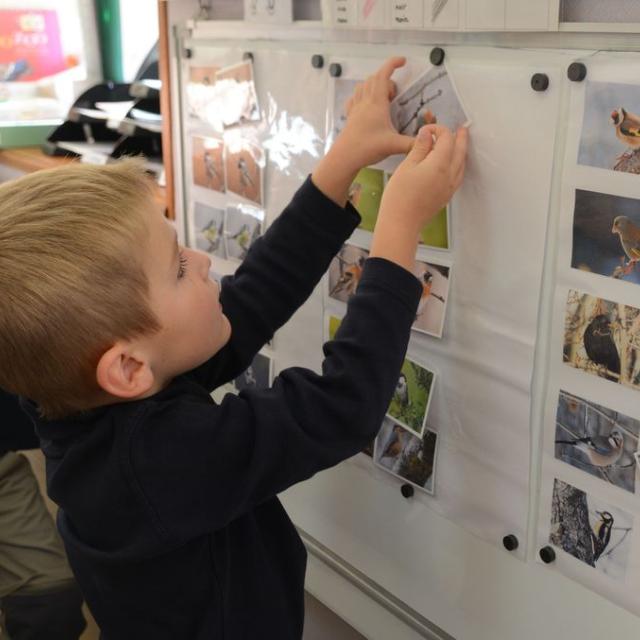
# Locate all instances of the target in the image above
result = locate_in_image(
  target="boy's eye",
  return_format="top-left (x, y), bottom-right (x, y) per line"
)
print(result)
top-left (178, 251), bottom-right (188, 279)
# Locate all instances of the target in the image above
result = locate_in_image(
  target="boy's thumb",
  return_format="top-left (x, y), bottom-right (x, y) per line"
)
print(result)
top-left (406, 126), bottom-right (434, 164)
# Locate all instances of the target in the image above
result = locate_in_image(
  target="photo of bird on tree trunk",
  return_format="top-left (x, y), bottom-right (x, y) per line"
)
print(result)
top-left (571, 189), bottom-right (640, 283)
top-left (224, 138), bottom-right (264, 206)
top-left (554, 391), bottom-right (640, 493)
top-left (578, 80), bottom-right (640, 175)
top-left (550, 479), bottom-right (633, 581)
top-left (192, 135), bottom-right (226, 193)
top-left (564, 290), bottom-right (640, 389)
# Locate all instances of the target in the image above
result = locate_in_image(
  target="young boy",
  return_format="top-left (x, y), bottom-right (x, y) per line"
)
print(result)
top-left (0, 57), bottom-right (467, 638)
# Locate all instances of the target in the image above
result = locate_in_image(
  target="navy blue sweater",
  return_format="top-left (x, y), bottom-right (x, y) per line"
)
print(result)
top-left (29, 177), bottom-right (421, 639)
top-left (1, 388), bottom-right (39, 454)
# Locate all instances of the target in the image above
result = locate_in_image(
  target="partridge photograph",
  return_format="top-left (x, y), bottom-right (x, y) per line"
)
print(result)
top-left (571, 188), bottom-right (640, 283)
top-left (554, 391), bottom-right (640, 493)
top-left (578, 80), bottom-right (640, 175)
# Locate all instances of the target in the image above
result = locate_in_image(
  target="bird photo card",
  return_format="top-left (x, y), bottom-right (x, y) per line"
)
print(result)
top-left (194, 202), bottom-right (227, 259)
top-left (186, 65), bottom-right (220, 124)
top-left (328, 244), bottom-right (369, 304)
top-left (578, 80), bottom-right (640, 175)
top-left (549, 478), bottom-right (633, 581)
top-left (329, 77), bottom-right (360, 146)
top-left (214, 60), bottom-right (261, 128)
top-left (387, 357), bottom-right (436, 437)
top-left (234, 352), bottom-right (273, 392)
top-left (327, 314), bottom-right (343, 341)
top-left (390, 64), bottom-right (470, 137)
top-left (554, 390), bottom-right (640, 494)
top-left (571, 189), bottom-right (640, 284)
top-left (373, 416), bottom-right (438, 495)
top-left (224, 204), bottom-right (264, 262)
top-left (412, 259), bottom-right (451, 338)
top-left (192, 135), bottom-right (226, 193)
top-left (348, 167), bottom-right (384, 233)
top-left (564, 290), bottom-right (640, 390)
top-left (224, 138), bottom-right (265, 206)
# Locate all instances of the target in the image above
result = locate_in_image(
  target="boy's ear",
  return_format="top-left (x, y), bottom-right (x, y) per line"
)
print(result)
top-left (96, 341), bottom-right (155, 399)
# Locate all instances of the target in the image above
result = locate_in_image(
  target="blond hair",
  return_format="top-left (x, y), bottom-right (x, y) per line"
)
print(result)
top-left (0, 158), bottom-right (161, 418)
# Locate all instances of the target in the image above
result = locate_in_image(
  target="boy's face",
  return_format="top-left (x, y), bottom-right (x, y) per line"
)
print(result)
top-left (142, 204), bottom-right (231, 385)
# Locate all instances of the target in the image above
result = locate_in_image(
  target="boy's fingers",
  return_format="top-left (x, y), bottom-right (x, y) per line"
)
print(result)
top-left (425, 125), bottom-right (455, 166)
top-left (450, 127), bottom-right (469, 180)
top-left (405, 126), bottom-right (435, 164)
top-left (373, 57), bottom-right (406, 97)
top-left (387, 133), bottom-right (416, 156)
top-left (387, 80), bottom-right (397, 101)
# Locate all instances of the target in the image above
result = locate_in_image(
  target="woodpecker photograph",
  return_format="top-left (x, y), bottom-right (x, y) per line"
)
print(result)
top-left (194, 202), bottom-right (227, 259)
top-left (192, 135), bottom-right (226, 193)
top-left (554, 391), bottom-right (640, 493)
top-left (564, 290), bottom-right (640, 389)
top-left (571, 188), bottom-right (640, 283)
top-left (373, 417), bottom-right (437, 495)
top-left (234, 353), bottom-right (273, 392)
top-left (412, 259), bottom-right (451, 338)
top-left (550, 479), bottom-right (633, 581)
top-left (224, 138), bottom-right (264, 205)
top-left (328, 244), bottom-right (370, 304)
top-left (224, 204), bottom-right (264, 261)
top-left (390, 64), bottom-right (469, 137)
top-left (386, 358), bottom-right (435, 437)
top-left (348, 167), bottom-right (385, 233)
top-left (577, 79), bottom-right (640, 174)
top-left (214, 60), bottom-right (261, 128)
top-left (186, 64), bottom-right (220, 123)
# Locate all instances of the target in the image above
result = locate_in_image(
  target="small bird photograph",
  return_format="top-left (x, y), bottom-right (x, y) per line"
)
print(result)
top-left (194, 202), bottom-right (227, 259)
top-left (331, 77), bottom-right (360, 144)
top-left (577, 80), bottom-right (640, 175)
top-left (348, 167), bottom-right (385, 233)
top-left (386, 358), bottom-right (435, 437)
top-left (550, 479), bottom-right (633, 581)
top-left (192, 135), bottom-right (226, 193)
top-left (571, 188), bottom-right (640, 283)
top-left (186, 65), bottom-right (220, 123)
top-left (224, 204), bottom-right (264, 262)
top-left (554, 391), bottom-right (640, 493)
top-left (234, 352), bottom-right (272, 392)
top-left (214, 60), bottom-right (261, 128)
top-left (327, 244), bottom-right (370, 304)
top-left (224, 138), bottom-right (264, 206)
top-left (373, 417), bottom-right (437, 495)
top-left (412, 259), bottom-right (451, 338)
top-left (563, 290), bottom-right (640, 388)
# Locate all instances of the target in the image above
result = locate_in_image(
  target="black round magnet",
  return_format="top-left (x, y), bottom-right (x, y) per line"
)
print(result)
top-left (531, 73), bottom-right (549, 92)
top-left (311, 54), bottom-right (324, 69)
top-left (184, 48), bottom-right (193, 59)
top-left (329, 63), bottom-right (342, 78)
top-left (539, 546), bottom-right (556, 564)
top-left (243, 52), bottom-right (254, 62)
top-left (400, 484), bottom-right (414, 499)
top-left (430, 47), bottom-right (445, 66)
top-left (502, 535), bottom-right (519, 552)
top-left (567, 62), bottom-right (587, 82)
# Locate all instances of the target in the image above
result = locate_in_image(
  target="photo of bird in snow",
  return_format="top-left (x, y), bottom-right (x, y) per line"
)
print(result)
top-left (192, 135), bottom-right (226, 193)
top-left (554, 391), bottom-right (640, 493)
top-left (386, 358), bottom-right (435, 437)
top-left (373, 417), bottom-right (437, 494)
top-left (194, 202), bottom-right (227, 259)
top-left (411, 260), bottom-right (450, 338)
top-left (578, 80), bottom-right (640, 175)
top-left (224, 205), bottom-right (264, 262)
top-left (328, 245), bottom-right (369, 303)
top-left (225, 140), bottom-right (264, 205)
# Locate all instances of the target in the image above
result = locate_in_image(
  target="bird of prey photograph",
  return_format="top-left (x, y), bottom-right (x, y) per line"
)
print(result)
top-left (554, 390), bottom-right (640, 493)
top-left (192, 135), bottom-right (226, 193)
top-left (194, 202), bottom-right (227, 259)
top-left (577, 79), bottom-right (640, 175)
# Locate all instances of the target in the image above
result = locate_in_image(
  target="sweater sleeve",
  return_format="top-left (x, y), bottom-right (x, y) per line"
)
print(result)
top-left (0, 389), bottom-right (39, 454)
top-left (129, 258), bottom-right (421, 543)
top-left (188, 176), bottom-right (360, 390)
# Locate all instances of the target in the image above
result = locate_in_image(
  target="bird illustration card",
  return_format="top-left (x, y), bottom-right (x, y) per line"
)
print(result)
top-left (549, 479), bottom-right (633, 581)
top-left (186, 65), bottom-right (221, 124)
top-left (192, 135), bottom-right (226, 193)
top-left (214, 60), bottom-right (261, 128)
top-left (571, 188), bottom-right (640, 284)
top-left (234, 352), bottom-right (273, 392)
top-left (563, 290), bottom-right (640, 390)
top-left (224, 138), bottom-right (265, 206)
top-left (390, 64), bottom-right (470, 137)
top-left (224, 204), bottom-right (264, 262)
top-left (554, 391), bottom-right (640, 494)
top-left (348, 167), bottom-right (384, 233)
top-left (373, 417), bottom-right (438, 495)
top-left (328, 244), bottom-right (369, 304)
top-left (194, 202), bottom-right (227, 259)
top-left (578, 80), bottom-right (640, 175)
top-left (386, 358), bottom-right (436, 437)
top-left (412, 259), bottom-right (451, 338)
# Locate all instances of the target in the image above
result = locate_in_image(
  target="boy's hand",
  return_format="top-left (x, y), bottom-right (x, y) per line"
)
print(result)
top-left (369, 125), bottom-right (468, 272)
top-left (334, 56), bottom-right (414, 169)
